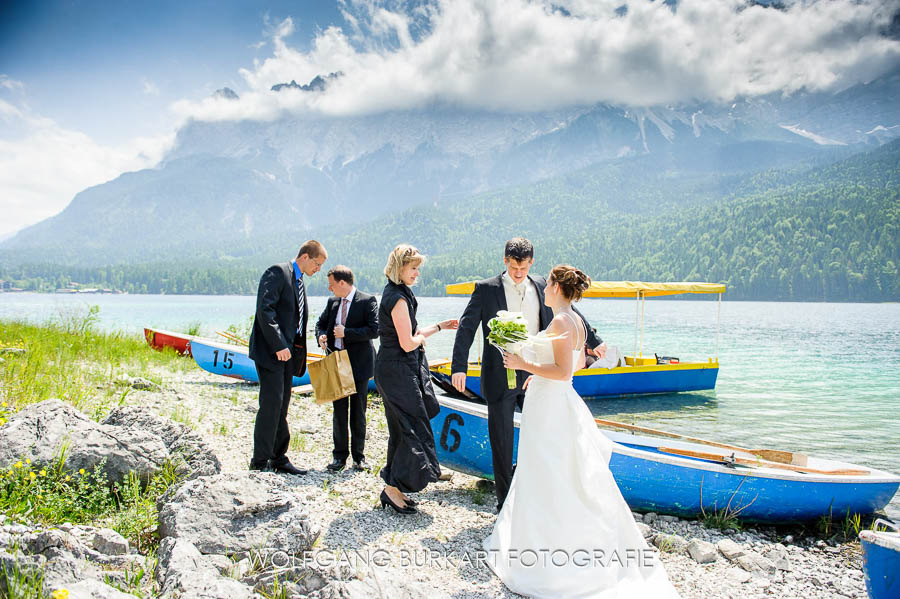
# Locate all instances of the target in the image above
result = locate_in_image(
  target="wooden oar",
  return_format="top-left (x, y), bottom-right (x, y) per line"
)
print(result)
top-left (593, 418), bottom-right (807, 466)
top-left (216, 331), bottom-right (249, 346)
top-left (657, 447), bottom-right (868, 476)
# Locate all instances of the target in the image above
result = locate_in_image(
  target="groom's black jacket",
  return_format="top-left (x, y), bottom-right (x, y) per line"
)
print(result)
top-left (451, 274), bottom-right (600, 402)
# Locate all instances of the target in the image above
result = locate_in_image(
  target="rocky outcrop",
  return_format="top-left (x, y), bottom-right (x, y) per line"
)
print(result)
top-left (0, 522), bottom-right (144, 598)
top-left (0, 399), bottom-right (168, 484)
top-left (157, 471), bottom-right (317, 555)
top-left (102, 405), bottom-right (221, 480)
top-left (155, 471), bottom-right (344, 598)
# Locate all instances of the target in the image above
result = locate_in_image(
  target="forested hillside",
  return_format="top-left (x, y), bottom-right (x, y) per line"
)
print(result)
top-left (2, 141), bottom-right (897, 301)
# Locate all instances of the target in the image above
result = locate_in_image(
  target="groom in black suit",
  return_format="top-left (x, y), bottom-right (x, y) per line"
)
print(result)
top-left (451, 238), bottom-right (603, 510)
top-left (315, 265), bottom-right (378, 472)
top-left (248, 239), bottom-right (327, 475)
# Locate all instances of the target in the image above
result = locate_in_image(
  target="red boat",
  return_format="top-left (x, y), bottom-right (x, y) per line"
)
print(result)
top-left (143, 327), bottom-right (199, 356)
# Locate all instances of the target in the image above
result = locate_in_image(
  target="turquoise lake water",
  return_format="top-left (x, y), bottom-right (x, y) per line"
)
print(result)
top-left (2, 292), bottom-right (898, 518)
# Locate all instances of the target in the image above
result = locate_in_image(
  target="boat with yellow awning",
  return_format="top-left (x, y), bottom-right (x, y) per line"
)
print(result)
top-left (431, 280), bottom-right (726, 398)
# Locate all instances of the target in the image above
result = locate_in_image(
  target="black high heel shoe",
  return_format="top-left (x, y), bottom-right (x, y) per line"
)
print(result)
top-left (401, 496), bottom-right (418, 507)
top-left (380, 490), bottom-right (416, 514)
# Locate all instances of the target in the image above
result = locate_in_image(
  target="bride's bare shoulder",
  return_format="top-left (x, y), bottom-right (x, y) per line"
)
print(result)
top-left (548, 312), bottom-right (577, 339)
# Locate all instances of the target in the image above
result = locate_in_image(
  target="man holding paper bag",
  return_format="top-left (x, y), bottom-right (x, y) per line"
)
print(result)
top-left (451, 238), bottom-right (604, 511)
top-left (316, 265), bottom-right (378, 472)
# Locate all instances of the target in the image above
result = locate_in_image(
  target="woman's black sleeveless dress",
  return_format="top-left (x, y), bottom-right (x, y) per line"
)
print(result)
top-left (374, 280), bottom-right (441, 493)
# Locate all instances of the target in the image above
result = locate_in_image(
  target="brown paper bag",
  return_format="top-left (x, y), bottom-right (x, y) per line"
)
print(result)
top-left (307, 349), bottom-right (356, 404)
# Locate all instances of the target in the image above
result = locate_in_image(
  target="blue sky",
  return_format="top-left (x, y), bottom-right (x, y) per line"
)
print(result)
top-left (1, 0), bottom-right (898, 238)
top-left (0, 0), bottom-right (345, 144)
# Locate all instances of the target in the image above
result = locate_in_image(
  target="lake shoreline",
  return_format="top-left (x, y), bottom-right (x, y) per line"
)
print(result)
top-left (120, 363), bottom-right (873, 598)
top-left (3, 289), bottom-right (899, 304)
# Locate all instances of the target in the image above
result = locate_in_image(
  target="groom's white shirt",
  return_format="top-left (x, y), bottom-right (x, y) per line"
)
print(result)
top-left (502, 273), bottom-right (540, 336)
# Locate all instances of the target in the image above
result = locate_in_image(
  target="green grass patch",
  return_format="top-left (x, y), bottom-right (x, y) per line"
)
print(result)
top-left (0, 310), bottom-right (190, 559)
top-left (0, 307), bottom-right (189, 416)
top-left (0, 447), bottom-right (183, 553)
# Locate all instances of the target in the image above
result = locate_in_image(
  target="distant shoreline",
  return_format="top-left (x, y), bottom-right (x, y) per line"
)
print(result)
top-left (2, 290), bottom-right (897, 303)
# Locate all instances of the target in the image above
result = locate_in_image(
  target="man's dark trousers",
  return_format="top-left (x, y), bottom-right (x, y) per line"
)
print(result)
top-left (487, 370), bottom-right (528, 510)
top-left (332, 378), bottom-right (369, 463)
top-left (252, 355), bottom-right (297, 468)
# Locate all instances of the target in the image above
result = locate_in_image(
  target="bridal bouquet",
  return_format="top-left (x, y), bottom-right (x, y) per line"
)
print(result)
top-left (487, 311), bottom-right (559, 388)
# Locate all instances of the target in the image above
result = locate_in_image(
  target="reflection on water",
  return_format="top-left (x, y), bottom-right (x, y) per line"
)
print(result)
top-left (586, 392), bottom-right (719, 420)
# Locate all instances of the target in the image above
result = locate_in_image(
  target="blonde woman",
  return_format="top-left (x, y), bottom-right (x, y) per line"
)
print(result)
top-left (374, 244), bottom-right (458, 514)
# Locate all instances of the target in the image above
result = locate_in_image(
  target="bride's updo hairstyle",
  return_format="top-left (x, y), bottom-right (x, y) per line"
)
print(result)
top-left (549, 265), bottom-right (591, 302)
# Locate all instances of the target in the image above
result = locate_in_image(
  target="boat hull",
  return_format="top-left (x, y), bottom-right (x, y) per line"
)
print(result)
top-left (144, 327), bottom-right (195, 355)
top-left (190, 339), bottom-right (311, 386)
top-left (860, 526), bottom-right (900, 599)
top-left (430, 396), bottom-right (900, 522)
top-left (431, 361), bottom-right (719, 398)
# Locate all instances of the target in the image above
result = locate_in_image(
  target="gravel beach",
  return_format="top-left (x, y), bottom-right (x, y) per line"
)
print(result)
top-left (126, 364), bottom-right (873, 599)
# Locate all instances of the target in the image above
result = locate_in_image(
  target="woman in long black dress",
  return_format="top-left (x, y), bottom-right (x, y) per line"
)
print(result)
top-left (375, 244), bottom-right (458, 514)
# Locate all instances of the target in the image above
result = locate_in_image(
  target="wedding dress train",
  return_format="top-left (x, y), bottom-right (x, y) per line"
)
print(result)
top-left (483, 314), bottom-right (681, 598)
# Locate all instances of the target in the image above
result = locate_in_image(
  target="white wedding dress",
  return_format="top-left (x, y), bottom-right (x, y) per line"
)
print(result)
top-left (483, 313), bottom-right (681, 598)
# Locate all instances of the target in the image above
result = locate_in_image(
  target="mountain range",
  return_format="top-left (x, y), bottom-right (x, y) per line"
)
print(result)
top-left (1, 67), bottom-right (899, 300)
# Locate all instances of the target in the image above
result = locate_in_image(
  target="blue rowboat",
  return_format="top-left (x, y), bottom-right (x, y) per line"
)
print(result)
top-left (190, 338), bottom-right (378, 392)
top-left (431, 358), bottom-right (719, 398)
top-left (860, 519), bottom-right (900, 599)
top-left (190, 338), bottom-right (311, 386)
top-left (440, 279), bottom-right (725, 399)
top-left (431, 395), bottom-right (900, 522)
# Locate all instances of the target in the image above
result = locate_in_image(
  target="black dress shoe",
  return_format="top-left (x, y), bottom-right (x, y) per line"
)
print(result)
top-left (271, 461), bottom-right (307, 475)
top-left (351, 460), bottom-right (370, 472)
top-left (248, 460), bottom-right (273, 472)
top-left (326, 459), bottom-right (346, 472)
top-left (379, 490), bottom-right (416, 515)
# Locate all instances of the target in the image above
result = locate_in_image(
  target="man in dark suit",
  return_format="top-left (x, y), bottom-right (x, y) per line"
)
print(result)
top-left (451, 237), bottom-right (604, 510)
top-left (248, 239), bottom-right (327, 475)
top-left (315, 265), bottom-right (378, 472)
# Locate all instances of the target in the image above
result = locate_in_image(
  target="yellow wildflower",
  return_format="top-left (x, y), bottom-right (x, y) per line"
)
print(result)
top-left (65, 475), bottom-right (71, 482)
top-left (51, 589), bottom-right (70, 599)
top-left (78, 468), bottom-right (85, 475)
top-left (14, 461), bottom-right (22, 469)
top-left (39, 469), bottom-right (47, 477)
top-left (29, 472), bottom-right (36, 480)
top-left (25, 458), bottom-right (30, 464)
top-left (1, 401), bottom-right (6, 407)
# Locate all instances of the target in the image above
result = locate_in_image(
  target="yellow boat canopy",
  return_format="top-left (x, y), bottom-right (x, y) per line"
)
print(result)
top-left (446, 280), bottom-right (726, 298)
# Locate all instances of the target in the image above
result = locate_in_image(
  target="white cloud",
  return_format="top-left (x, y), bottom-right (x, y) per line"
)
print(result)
top-left (0, 75), bottom-right (25, 92)
top-left (0, 97), bottom-right (174, 237)
top-left (174, 0), bottom-right (900, 122)
top-left (141, 78), bottom-right (160, 96)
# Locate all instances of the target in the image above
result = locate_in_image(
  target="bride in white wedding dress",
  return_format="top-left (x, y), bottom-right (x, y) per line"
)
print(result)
top-left (482, 265), bottom-right (681, 599)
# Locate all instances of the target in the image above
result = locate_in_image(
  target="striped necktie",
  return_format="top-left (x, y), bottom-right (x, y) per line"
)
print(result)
top-left (296, 275), bottom-right (305, 331)
top-left (336, 298), bottom-right (348, 350)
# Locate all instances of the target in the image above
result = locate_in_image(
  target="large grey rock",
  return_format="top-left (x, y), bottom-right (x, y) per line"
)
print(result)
top-left (92, 528), bottom-right (129, 555)
top-left (687, 538), bottom-right (718, 564)
top-left (652, 533), bottom-right (686, 553)
top-left (158, 471), bottom-right (318, 556)
top-left (0, 549), bottom-right (45, 596)
top-left (736, 551), bottom-right (776, 573)
top-left (40, 547), bottom-right (102, 592)
top-left (725, 567), bottom-right (753, 584)
top-left (156, 537), bottom-right (256, 599)
top-left (56, 579), bottom-right (139, 599)
top-left (717, 538), bottom-right (745, 561)
top-left (0, 399), bottom-right (168, 483)
top-left (102, 406), bottom-right (221, 480)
